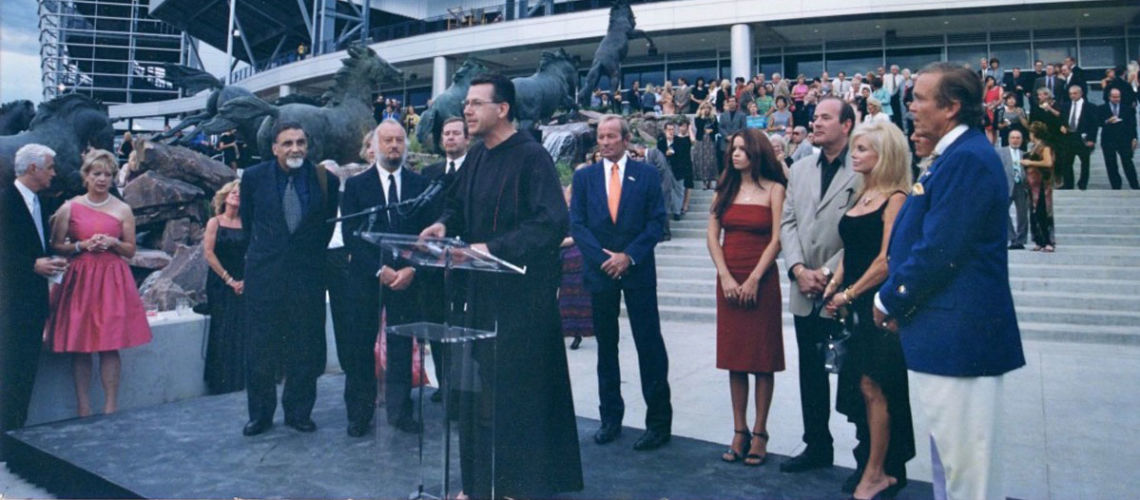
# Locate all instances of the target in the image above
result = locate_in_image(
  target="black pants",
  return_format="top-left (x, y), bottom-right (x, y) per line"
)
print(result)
top-left (0, 318), bottom-right (43, 458)
top-left (326, 247), bottom-right (364, 424)
top-left (351, 279), bottom-right (416, 425)
top-left (1058, 137), bottom-right (1091, 189)
top-left (793, 314), bottom-right (838, 451)
top-left (1103, 145), bottom-right (1140, 189)
top-left (246, 292), bottom-right (327, 424)
top-left (592, 286), bottom-right (672, 432)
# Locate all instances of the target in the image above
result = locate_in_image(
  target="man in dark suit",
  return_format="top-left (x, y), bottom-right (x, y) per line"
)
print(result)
top-left (1026, 60), bottom-right (1046, 109)
top-left (1033, 64), bottom-right (1060, 107)
top-left (997, 129), bottom-right (1030, 249)
top-left (1064, 56), bottom-right (1087, 97)
top-left (1003, 67), bottom-right (1027, 107)
top-left (1100, 88), bottom-right (1140, 190)
top-left (876, 63), bottom-right (1024, 499)
top-left (341, 120), bottom-right (431, 436)
top-left (1058, 85), bottom-right (1099, 190)
top-left (419, 116), bottom-right (470, 402)
top-left (239, 122), bottom-right (339, 436)
top-left (570, 115), bottom-right (671, 451)
top-left (0, 144), bottom-right (64, 459)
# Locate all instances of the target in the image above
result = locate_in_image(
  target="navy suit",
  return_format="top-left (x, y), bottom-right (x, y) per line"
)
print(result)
top-left (1099, 102), bottom-right (1139, 189)
top-left (341, 165), bottom-right (430, 426)
top-left (569, 157), bottom-right (672, 433)
top-left (880, 128), bottom-right (1025, 377)
top-left (1058, 98), bottom-right (1099, 189)
top-left (240, 159), bottom-right (339, 424)
top-left (0, 182), bottom-right (50, 456)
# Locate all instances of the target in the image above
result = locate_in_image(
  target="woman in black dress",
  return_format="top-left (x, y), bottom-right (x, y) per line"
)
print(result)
top-left (824, 121), bottom-right (915, 500)
top-left (202, 180), bottom-right (249, 394)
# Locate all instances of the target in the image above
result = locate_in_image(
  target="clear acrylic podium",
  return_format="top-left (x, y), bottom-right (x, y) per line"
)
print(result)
top-left (359, 232), bottom-right (525, 500)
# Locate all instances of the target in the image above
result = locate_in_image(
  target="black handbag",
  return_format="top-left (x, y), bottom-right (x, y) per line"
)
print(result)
top-left (823, 309), bottom-right (859, 375)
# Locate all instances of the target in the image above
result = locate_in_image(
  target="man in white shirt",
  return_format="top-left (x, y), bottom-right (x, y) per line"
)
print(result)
top-left (997, 130), bottom-right (1029, 248)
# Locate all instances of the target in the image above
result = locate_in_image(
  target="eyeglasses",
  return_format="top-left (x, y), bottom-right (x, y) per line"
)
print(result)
top-left (462, 99), bottom-right (502, 108)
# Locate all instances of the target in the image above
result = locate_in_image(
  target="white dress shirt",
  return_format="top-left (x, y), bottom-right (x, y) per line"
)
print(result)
top-left (445, 154), bottom-right (467, 175)
top-left (602, 154), bottom-right (628, 198)
top-left (14, 179), bottom-right (44, 251)
top-left (378, 163), bottom-right (403, 204)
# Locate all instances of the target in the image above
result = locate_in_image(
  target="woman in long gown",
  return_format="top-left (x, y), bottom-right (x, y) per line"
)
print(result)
top-left (202, 180), bottom-right (249, 394)
top-left (1023, 121), bottom-right (1056, 252)
top-left (693, 102), bottom-right (720, 189)
top-left (707, 129), bottom-right (787, 466)
top-left (47, 150), bottom-right (152, 417)
top-left (823, 122), bottom-right (915, 499)
top-left (559, 165), bottom-right (593, 350)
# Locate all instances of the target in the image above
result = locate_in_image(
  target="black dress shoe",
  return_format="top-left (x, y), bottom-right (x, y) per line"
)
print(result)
top-left (632, 429), bottom-right (670, 451)
top-left (569, 336), bottom-right (582, 350)
top-left (593, 422), bottom-right (621, 444)
top-left (285, 418), bottom-right (317, 433)
top-left (391, 417), bottom-right (423, 434)
top-left (242, 419), bottom-right (272, 436)
top-left (779, 448), bottom-right (833, 472)
top-left (1008, 243), bottom-right (1025, 250)
top-left (347, 420), bottom-right (371, 437)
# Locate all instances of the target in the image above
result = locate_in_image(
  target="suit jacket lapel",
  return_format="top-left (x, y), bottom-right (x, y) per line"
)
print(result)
top-left (615, 163), bottom-right (638, 225)
top-left (9, 184), bottom-right (47, 252)
top-left (817, 157), bottom-right (855, 214)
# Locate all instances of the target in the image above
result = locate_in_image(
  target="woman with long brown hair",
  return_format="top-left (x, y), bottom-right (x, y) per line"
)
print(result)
top-left (706, 129), bottom-right (787, 467)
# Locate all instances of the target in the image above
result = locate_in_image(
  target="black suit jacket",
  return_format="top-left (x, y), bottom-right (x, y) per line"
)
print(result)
top-left (1060, 99), bottom-right (1099, 147)
top-left (341, 166), bottom-right (430, 300)
top-left (240, 160), bottom-right (339, 303)
top-left (0, 182), bottom-right (50, 324)
top-left (1100, 102), bottom-right (1138, 149)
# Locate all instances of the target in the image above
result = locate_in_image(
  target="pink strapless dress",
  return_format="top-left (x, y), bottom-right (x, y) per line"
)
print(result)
top-left (48, 202), bottom-right (152, 353)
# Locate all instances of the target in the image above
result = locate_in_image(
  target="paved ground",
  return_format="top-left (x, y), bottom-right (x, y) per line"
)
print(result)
top-left (563, 320), bottom-right (1140, 500)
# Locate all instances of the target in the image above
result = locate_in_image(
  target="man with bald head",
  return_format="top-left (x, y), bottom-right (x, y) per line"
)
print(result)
top-left (341, 119), bottom-right (432, 436)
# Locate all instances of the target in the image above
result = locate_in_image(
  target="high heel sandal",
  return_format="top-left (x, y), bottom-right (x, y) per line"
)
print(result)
top-left (569, 335), bottom-right (582, 350)
top-left (744, 431), bottom-right (768, 466)
top-left (721, 429), bottom-right (750, 463)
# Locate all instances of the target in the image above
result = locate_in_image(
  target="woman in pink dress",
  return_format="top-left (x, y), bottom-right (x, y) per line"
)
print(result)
top-left (48, 149), bottom-right (152, 416)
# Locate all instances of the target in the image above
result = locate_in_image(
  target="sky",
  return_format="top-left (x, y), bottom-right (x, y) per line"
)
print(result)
top-left (1, 1), bottom-right (45, 103)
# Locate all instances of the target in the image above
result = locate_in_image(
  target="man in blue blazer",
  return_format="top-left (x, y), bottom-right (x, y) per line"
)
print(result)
top-left (240, 123), bottom-right (339, 436)
top-left (570, 115), bottom-right (672, 451)
top-left (875, 63), bottom-right (1025, 499)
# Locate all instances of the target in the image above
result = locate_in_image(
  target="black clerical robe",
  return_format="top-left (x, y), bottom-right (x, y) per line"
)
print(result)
top-left (439, 130), bottom-right (583, 498)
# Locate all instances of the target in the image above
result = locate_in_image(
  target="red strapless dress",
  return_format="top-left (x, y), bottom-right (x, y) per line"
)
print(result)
top-left (48, 203), bottom-right (152, 353)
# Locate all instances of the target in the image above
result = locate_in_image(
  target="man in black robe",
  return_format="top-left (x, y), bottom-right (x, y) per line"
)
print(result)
top-left (421, 73), bottom-right (583, 499)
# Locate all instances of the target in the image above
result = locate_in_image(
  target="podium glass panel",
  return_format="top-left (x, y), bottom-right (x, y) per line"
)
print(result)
top-left (364, 232), bottom-right (522, 500)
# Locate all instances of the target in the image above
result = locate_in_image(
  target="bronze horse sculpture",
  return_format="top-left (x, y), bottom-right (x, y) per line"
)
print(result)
top-left (218, 44), bottom-right (403, 165)
top-left (0, 100), bottom-right (36, 136)
top-left (513, 48), bottom-right (580, 131)
top-left (416, 58), bottom-right (488, 151)
top-left (0, 94), bottom-right (115, 198)
top-left (578, 0), bottom-right (656, 106)
top-left (152, 64), bottom-right (260, 147)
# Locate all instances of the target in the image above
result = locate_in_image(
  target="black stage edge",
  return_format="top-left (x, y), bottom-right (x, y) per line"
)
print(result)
top-left (7, 375), bottom-right (933, 499)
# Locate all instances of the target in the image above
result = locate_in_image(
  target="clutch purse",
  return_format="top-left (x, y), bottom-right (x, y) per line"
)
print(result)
top-left (823, 309), bottom-right (859, 375)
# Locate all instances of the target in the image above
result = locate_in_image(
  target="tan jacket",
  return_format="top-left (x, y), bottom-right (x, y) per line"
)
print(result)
top-left (780, 150), bottom-right (861, 317)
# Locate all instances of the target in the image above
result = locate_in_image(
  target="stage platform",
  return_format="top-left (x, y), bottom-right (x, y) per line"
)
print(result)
top-left (5, 375), bottom-right (932, 499)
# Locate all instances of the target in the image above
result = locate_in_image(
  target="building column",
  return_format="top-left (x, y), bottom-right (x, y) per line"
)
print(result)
top-left (432, 56), bottom-right (449, 99)
top-left (279, 84), bottom-right (292, 98)
top-left (730, 24), bottom-right (753, 81)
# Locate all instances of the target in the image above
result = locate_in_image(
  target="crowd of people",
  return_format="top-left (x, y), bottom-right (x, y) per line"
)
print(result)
top-left (3, 53), bottom-right (1138, 500)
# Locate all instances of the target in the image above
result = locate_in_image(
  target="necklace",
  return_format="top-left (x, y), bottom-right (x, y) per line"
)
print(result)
top-left (85, 194), bottom-right (111, 207)
top-left (860, 192), bottom-right (880, 206)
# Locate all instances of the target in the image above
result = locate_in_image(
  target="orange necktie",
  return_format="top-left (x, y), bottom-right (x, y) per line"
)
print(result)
top-left (608, 163), bottom-right (621, 223)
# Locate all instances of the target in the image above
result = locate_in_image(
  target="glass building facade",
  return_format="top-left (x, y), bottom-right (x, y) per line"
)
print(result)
top-left (39, 0), bottom-right (188, 105)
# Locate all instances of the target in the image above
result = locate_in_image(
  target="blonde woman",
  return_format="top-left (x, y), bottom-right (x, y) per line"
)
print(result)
top-left (202, 180), bottom-right (248, 394)
top-left (822, 122), bottom-right (914, 499)
top-left (693, 102), bottom-right (720, 188)
top-left (661, 81), bottom-right (676, 115)
top-left (48, 150), bottom-right (152, 416)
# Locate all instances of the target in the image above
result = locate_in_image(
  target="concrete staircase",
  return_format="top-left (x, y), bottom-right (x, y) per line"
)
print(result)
top-left (639, 185), bottom-right (1140, 345)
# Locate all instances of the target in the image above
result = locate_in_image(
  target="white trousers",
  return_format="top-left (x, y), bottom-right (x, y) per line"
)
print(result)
top-left (910, 370), bottom-right (1005, 500)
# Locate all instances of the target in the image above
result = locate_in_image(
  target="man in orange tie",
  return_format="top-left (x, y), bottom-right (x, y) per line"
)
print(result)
top-left (570, 115), bottom-right (672, 451)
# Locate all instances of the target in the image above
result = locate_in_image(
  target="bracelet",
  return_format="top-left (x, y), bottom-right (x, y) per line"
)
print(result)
top-left (843, 287), bottom-right (856, 304)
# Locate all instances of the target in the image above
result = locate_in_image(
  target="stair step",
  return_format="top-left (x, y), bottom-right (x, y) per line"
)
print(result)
top-left (650, 289), bottom-right (1139, 312)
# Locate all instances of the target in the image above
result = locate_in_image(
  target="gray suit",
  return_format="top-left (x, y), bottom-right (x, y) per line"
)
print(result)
top-left (644, 147), bottom-right (676, 216)
top-left (996, 145), bottom-right (1029, 246)
top-left (781, 152), bottom-right (861, 317)
top-left (780, 149), bottom-right (861, 453)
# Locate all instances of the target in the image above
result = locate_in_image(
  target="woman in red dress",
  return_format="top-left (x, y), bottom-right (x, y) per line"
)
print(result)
top-left (706, 129), bottom-right (787, 466)
top-left (48, 150), bottom-right (152, 416)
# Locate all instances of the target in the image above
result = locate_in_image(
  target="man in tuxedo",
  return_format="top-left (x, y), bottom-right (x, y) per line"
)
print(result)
top-left (418, 116), bottom-right (470, 401)
top-left (1003, 67), bottom-right (1027, 107)
top-left (780, 96), bottom-right (861, 474)
top-left (570, 115), bottom-right (671, 451)
top-left (997, 130), bottom-right (1030, 249)
top-left (0, 144), bottom-right (63, 459)
top-left (1058, 85), bottom-right (1098, 190)
top-left (340, 120), bottom-right (430, 436)
top-left (1064, 56), bottom-right (1087, 96)
top-left (1100, 88), bottom-right (1140, 190)
top-left (876, 62), bottom-right (1024, 500)
top-left (240, 123), bottom-right (339, 436)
